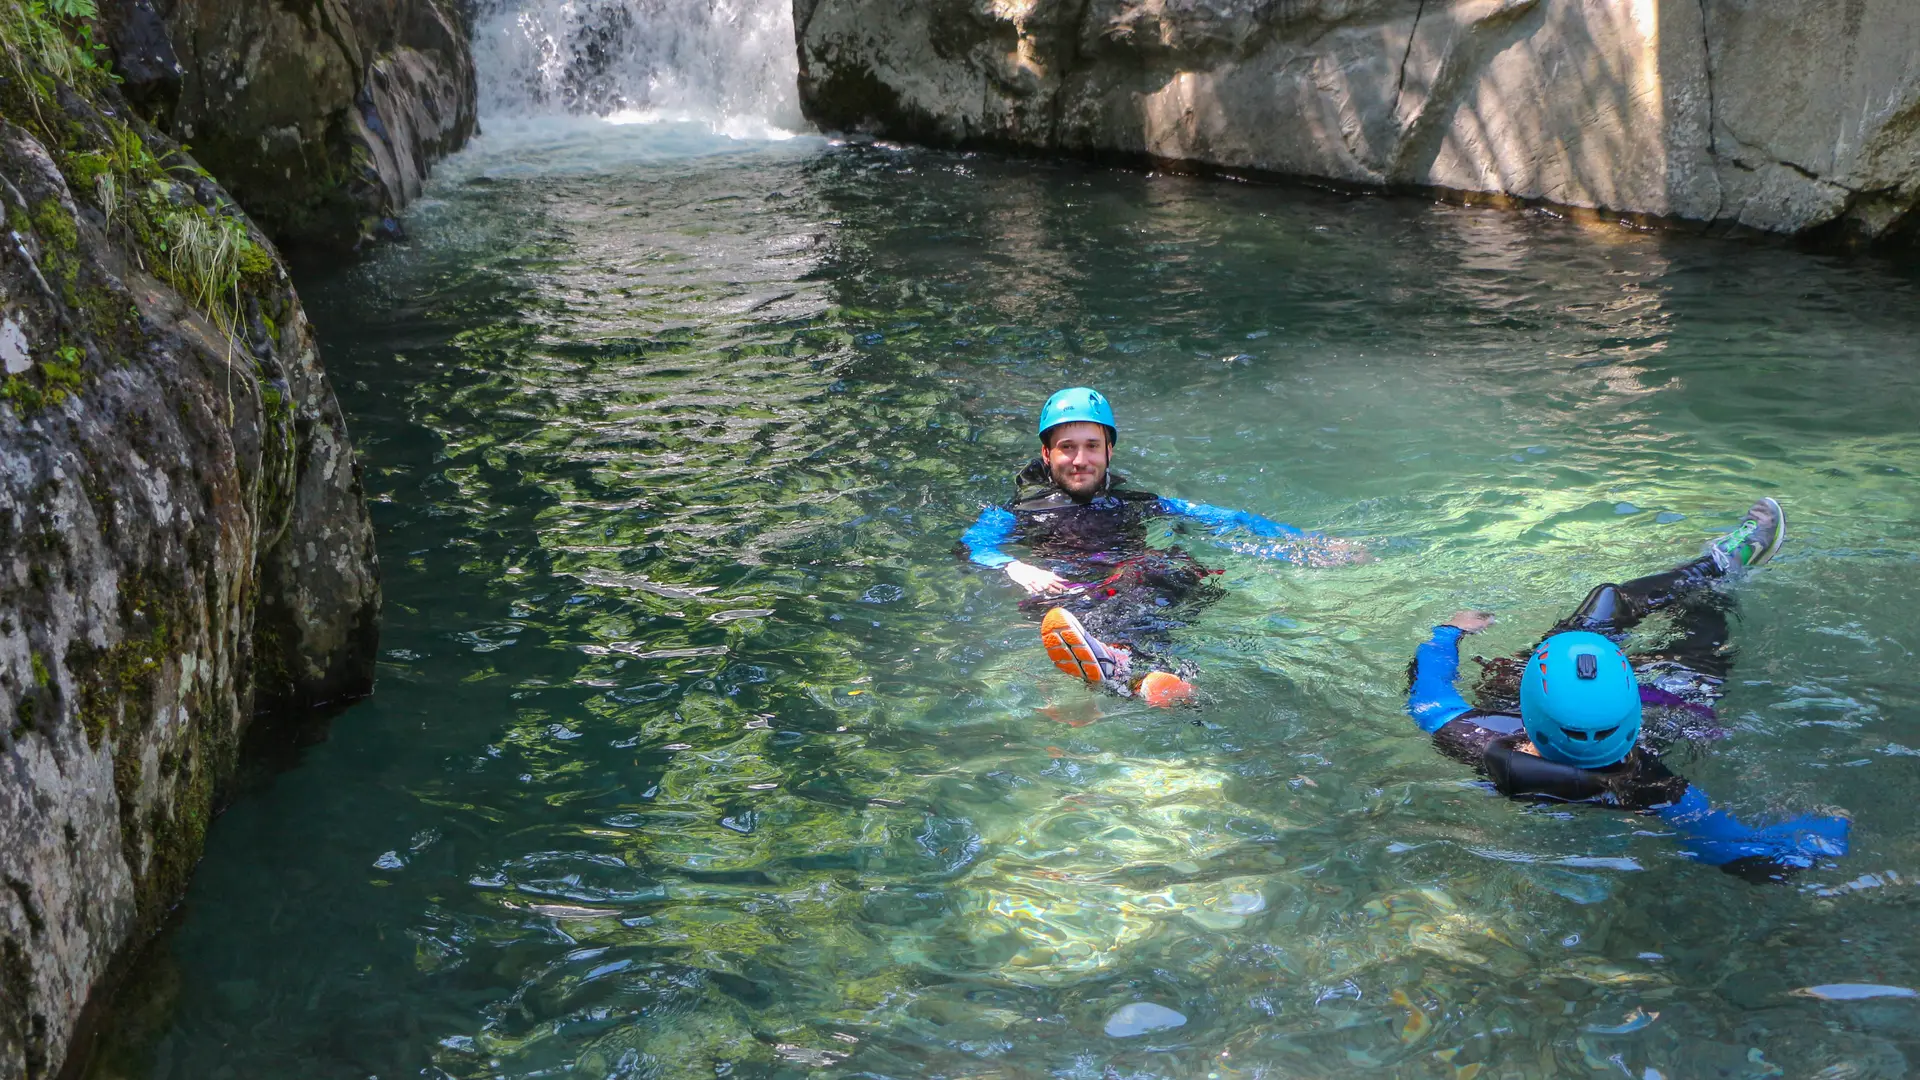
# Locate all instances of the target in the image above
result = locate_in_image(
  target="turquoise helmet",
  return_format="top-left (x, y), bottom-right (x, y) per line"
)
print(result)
top-left (1038, 387), bottom-right (1117, 442)
top-left (1518, 631), bottom-right (1642, 768)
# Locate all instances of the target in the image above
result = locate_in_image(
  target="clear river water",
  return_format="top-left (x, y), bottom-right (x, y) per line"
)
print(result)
top-left (83, 118), bottom-right (1920, 1079)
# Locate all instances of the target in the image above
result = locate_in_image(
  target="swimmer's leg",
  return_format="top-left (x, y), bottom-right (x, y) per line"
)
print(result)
top-left (1081, 584), bottom-right (1200, 706)
top-left (1552, 498), bottom-right (1785, 676)
top-left (1548, 563), bottom-right (1732, 676)
top-left (1041, 607), bottom-right (1130, 686)
top-left (1704, 496), bottom-right (1787, 572)
top-left (1038, 607), bottom-right (1195, 707)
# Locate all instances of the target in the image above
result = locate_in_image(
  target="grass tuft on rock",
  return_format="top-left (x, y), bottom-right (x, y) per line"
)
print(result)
top-left (0, 0), bottom-right (280, 416)
top-left (0, 0), bottom-right (105, 92)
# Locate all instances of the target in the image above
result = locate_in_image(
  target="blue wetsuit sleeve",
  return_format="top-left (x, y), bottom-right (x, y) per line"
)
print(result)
top-left (1157, 497), bottom-right (1318, 564)
top-left (1407, 625), bottom-right (1475, 733)
top-left (1654, 784), bottom-right (1850, 870)
top-left (1157, 497), bottom-right (1304, 540)
top-left (960, 506), bottom-right (1017, 569)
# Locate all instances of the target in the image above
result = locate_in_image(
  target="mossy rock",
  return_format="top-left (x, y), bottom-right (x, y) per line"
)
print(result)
top-left (0, 7), bottom-right (381, 1079)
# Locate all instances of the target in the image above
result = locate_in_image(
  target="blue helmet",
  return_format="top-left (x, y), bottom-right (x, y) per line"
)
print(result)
top-left (1038, 387), bottom-right (1117, 442)
top-left (1519, 631), bottom-right (1642, 769)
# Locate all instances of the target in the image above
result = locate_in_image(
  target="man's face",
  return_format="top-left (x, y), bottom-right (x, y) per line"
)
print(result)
top-left (1041, 422), bottom-right (1113, 498)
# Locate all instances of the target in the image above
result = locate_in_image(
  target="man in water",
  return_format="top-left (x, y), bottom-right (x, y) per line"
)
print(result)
top-left (961, 386), bottom-right (1363, 706)
top-left (1406, 498), bottom-right (1850, 880)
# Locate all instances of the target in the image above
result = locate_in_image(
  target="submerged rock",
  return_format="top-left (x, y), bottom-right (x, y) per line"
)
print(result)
top-left (0, 9), bottom-right (378, 1077)
top-left (796, 0), bottom-right (1920, 246)
top-left (99, 0), bottom-right (478, 252)
top-left (1104, 1001), bottom-right (1187, 1038)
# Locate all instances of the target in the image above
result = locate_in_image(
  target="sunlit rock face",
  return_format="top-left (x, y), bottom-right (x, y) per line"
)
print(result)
top-left (0, 19), bottom-right (378, 1078)
top-left (98, 0), bottom-right (478, 252)
top-left (794, 0), bottom-right (1920, 244)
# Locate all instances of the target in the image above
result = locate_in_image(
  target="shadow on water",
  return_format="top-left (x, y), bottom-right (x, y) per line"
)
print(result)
top-left (81, 122), bottom-right (1920, 1080)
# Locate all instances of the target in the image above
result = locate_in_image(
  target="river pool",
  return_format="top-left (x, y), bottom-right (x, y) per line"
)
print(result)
top-left (86, 119), bottom-right (1920, 1079)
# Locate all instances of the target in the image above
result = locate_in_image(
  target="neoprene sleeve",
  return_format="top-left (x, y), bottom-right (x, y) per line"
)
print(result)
top-left (1406, 625), bottom-right (1475, 732)
top-left (1157, 497), bottom-right (1303, 538)
top-left (961, 506), bottom-right (1017, 569)
top-left (1158, 497), bottom-right (1327, 564)
top-left (1654, 784), bottom-right (1851, 868)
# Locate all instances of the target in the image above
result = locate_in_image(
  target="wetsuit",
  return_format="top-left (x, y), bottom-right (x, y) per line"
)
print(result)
top-left (1406, 555), bottom-right (1850, 881)
top-left (961, 459), bottom-right (1315, 673)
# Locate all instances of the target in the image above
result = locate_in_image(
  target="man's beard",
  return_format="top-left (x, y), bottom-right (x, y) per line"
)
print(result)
top-left (1051, 463), bottom-right (1107, 496)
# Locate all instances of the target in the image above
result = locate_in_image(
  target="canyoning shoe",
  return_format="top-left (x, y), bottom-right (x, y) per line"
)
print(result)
top-left (1707, 497), bottom-right (1786, 571)
top-left (1136, 671), bottom-right (1196, 708)
top-left (1041, 607), bottom-right (1127, 686)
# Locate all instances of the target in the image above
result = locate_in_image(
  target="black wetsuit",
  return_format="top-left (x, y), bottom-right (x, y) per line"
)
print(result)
top-left (961, 458), bottom-right (1311, 673)
top-left (1407, 555), bottom-right (1849, 879)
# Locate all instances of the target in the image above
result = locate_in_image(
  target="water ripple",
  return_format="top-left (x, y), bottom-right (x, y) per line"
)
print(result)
top-left (86, 127), bottom-right (1920, 1080)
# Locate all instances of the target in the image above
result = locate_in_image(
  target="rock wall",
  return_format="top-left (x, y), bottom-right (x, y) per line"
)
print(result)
top-left (795, 0), bottom-right (1920, 245)
top-left (0, 7), bottom-right (379, 1078)
top-left (99, 0), bottom-right (478, 252)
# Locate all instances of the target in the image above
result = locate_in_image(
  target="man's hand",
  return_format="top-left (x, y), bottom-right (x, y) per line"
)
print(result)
top-left (1445, 610), bottom-right (1495, 633)
top-left (1007, 560), bottom-right (1071, 596)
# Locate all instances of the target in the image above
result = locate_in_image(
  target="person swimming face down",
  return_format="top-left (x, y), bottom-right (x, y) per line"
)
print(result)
top-left (1041, 421), bottom-right (1114, 500)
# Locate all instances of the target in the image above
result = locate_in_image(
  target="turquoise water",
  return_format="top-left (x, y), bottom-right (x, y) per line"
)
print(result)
top-left (88, 120), bottom-right (1920, 1079)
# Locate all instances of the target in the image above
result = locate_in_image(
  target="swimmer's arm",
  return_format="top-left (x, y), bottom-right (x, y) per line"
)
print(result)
top-left (1653, 784), bottom-right (1850, 874)
top-left (960, 506), bottom-right (1018, 569)
top-left (1156, 497), bottom-right (1304, 540)
top-left (1156, 498), bottom-right (1370, 566)
top-left (962, 507), bottom-right (1070, 594)
top-left (1406, 625), bottom-right (1476, 732)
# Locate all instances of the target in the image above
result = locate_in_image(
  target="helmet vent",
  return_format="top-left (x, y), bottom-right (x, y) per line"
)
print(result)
top-left (1576, 654), bottom-right (1598, 680)
top-left (1567, 730), bottom-right (1590, 741)
top-left (1593, 726), bottom-right (1618, 741)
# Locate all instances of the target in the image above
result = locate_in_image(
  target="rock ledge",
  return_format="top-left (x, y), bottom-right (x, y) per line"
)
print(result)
top-left (796, 0), bottom-right (1920, 245)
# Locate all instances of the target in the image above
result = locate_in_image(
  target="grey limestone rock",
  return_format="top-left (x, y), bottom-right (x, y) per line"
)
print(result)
top-left (100, 0), bottom-right (479, 252)
top-left (795, 0), bottom-right (1920, 244)
top-left (0, 13), bottom-right (378, 1078)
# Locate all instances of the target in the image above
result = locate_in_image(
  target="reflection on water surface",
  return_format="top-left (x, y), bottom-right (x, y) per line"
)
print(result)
top-left (87, 121), bottom-right (1920, 1079)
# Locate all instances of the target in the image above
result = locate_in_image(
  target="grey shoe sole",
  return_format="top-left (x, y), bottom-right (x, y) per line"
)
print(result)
top-left (1748, 497), bottom-right (1786, 567)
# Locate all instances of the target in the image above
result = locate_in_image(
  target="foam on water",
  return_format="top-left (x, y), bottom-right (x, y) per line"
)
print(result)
top-left (469, 0), bottom-right (805, 138)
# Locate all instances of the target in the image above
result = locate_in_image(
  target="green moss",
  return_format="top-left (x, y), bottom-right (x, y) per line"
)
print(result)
top-left (237, 238), bottom-right (274, 279)
top-left (110, 123), bottom-right (160, 181)
top-left (30, 651), bottom-right (50, 688)
top-left (67, 147), bottom-right (111, 189)
top-left (252, 355), bottom-right (300, 564)
top-left (62, 564), bottom-right (232, 937)
top-left (1, 342), bottom-right (87, 412)
top-left (70, 635), bottom-right (156, 750)
top-left (35, 171), bottom-right (75, 213)
top-left (30, 199), bottom-right (81, 302)
top-left (68, 574), bottom-right (169, 751)
top-left (3, 372), bottom-right (53, 412)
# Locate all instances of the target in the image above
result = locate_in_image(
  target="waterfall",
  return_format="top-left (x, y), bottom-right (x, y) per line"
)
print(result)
top-left (469, 0), bottom-right (805, 136)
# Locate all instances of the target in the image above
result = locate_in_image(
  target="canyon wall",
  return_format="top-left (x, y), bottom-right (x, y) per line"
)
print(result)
top-left (796, 0), bottom-right (1920, 244)
top-left (0, 4), bottom-right (393, 1076)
